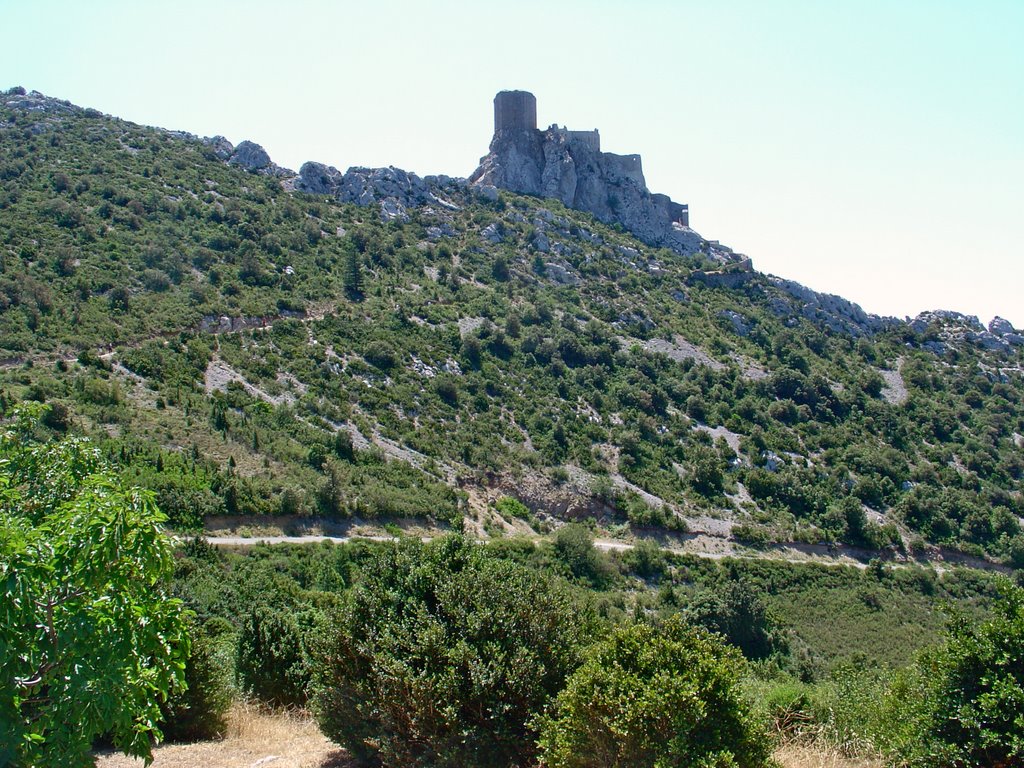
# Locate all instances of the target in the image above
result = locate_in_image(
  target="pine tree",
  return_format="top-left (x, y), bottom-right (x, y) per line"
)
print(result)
top-left (343, 249), bottom-right (363, 297)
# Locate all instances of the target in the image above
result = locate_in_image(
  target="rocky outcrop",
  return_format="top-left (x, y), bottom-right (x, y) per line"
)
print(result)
top-left (471, 124), bottom-right (711, 259)
top-left (912, 311), bottom-right (1024, 353)
top-left (295, 162), bottom-right (463, 222)
top-left (221, 139), bottom-right (293, 177)
top-left (202, 135), bottom-right (235, 160)
top-left (767, 277), bottom-right (896, 336)
top-left (989, 317), bottom-right (1024, 346)
top-left (1, 88), bottom-right (81, 116)
top-left (469, 92), bottom-right (715, 260)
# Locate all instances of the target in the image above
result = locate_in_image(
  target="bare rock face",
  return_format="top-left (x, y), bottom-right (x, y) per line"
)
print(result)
top-left (226, 140), bottom-right (293, 177)
top-left (295, 163), bottom-right (463, 223)
top-left (202, 135), bottom-right (235, 160)
top-left (470, 92), bottom-right (708, 259)
top-left (767, 277), bottom-right (895, 336)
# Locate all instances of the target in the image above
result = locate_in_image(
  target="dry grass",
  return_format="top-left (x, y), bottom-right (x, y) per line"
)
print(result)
top-left (774, 741), bottom-right (886, 768)
top-left (94, 706), bottom-right (887, 768)
top-left (95, 703), bottom-right (352, 768)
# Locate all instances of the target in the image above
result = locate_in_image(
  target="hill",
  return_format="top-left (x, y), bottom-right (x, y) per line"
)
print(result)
top-left (1, 85), bottom-right (1023, 566)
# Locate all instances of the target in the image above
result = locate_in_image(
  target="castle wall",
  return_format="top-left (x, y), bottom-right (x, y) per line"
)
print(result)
top-left (565, 130), bottom-right (600, 151)
top-left (604, 153), bottom-right (645, 185)
top-left (494, 90), bottom-right (537, 132)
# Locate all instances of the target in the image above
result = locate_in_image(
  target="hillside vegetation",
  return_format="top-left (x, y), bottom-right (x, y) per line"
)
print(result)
top-left (2, 86), bottom-right (1023, 565)
top-left (4, 86), bottom-right (1024, 766)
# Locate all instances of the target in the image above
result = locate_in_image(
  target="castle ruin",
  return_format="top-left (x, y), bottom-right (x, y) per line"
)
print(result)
top-left (474, 90), bottom-right (694, 249)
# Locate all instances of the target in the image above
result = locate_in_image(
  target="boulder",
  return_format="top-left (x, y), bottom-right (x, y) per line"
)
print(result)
top-left (228, 140), bottom-right (272, 171)
top-left (203, 135), bottom-right (235, 160)
top-left (989, 316), bottom-right (1017, 336)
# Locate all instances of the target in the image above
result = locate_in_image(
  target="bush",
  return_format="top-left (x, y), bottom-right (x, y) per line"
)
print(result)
top-left (537, 616), bottom-right (773, 768)
top-left (235, 608), bottom-right (309, 707)
top-left (686, 579), bottom-right (784, 660)
top-left (0, 406), bottom-right (188, 765)
top-left (552, 523), bottom-right (615, 588)
top-left (160, 620), bottom-right (233, 742)
top-left (311, 535), bottom-right (596, 767)
top-left (495, 495), bottom-right (531, 519)
top-left (905, 580), bottom-right (1024, 766)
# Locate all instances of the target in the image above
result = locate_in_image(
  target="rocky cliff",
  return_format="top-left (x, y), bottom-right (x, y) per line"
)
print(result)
top-left (470, 115), bottom-right (712, 261)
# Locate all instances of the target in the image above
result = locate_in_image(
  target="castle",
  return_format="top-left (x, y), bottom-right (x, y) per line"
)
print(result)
top-left (489, 90), bottom-right (687, 228)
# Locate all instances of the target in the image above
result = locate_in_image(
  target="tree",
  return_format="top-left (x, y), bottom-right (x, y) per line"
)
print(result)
top-left (551, 523), bottom-right (614, 588)
top-left (905, 580), bottom-right (1024, 766)
top-left (686, 579), bottom-right (784, 660)
top-left (0, 405), bottom-right (189, 766)
top-left (312, 535), bottom-right (596, 767)
top-left (159, 618), bottom-right (232, 742)
top-left (537, 616), bottom-right (773, 768)
top-left (343, 248), bottom-right (364, 297)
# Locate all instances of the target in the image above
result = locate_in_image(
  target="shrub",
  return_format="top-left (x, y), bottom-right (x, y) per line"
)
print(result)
top-left (235, 608), bottom-right (309, 707)
top-left (552, 523), bottom-right (615, 588)
top-left (686, 579), bottom-right (784, 660)
top-left (495, 495), bottom-right (531, 519)
top-left (536, 616), bottom-right (773, 768)
top-left (311, 535), bottom-right (596, 767)
top-left (160, 619), bottom-right (233, 742)
top-left (906, 580), bottom-right (1024, 766)
top-left (0, 406), bottom-right (188, 765)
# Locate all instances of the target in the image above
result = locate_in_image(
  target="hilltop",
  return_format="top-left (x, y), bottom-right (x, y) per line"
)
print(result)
top-left (1, 85), bottom-right (1022, 568)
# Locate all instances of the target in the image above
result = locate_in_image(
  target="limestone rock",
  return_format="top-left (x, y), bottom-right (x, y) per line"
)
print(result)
top-left (767, 277), bottom-right (895, 336)
top-left (225, 140), bottom-right (293, 177)
top-left (228, 140), bottom-right (272, 171)
top-left (719, 310), bottom-right (751, 337)
top-left (481, 223), bottom-right (503, 244)
top-left (295, 163), bottom-right (459, 222)
top-left (203, 135), bottom-right (235, 160)
top-left (470, 123), bottom-right (709, 259)
top-left (989, 316), bottom-right (1017, 336)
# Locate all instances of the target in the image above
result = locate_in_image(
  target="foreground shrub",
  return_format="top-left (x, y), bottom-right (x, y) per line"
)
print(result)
top-left (159, 619), bottom-right (233, 742)
top-left (312, 535), bottom-right (596, 767)
top-left (537, 616), bottom-right (773, 768)
top-left (906, 580), bottom-right (1024, 766)
top-left (0, 406), bottom-right (188, 766)
top-left (236, 608), bottom-right (309, 707)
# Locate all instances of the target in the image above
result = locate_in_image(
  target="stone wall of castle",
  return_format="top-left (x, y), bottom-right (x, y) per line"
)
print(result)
top-left (604, 152), bottom-right (644, 185)
top-left (564, 129), bottom-right (600, 152)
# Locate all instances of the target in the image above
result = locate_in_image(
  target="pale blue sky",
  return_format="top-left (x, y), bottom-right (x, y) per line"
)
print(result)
top-left (2, 0), bottom-right (1022, 326)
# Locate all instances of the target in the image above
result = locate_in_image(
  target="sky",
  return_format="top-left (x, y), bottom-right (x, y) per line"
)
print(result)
top-left (2, 0), bottom-right (1022, 327)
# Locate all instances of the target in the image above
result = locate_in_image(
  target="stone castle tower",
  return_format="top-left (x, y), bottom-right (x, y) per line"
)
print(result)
top-left (493, 90), bottom-right (537, 132)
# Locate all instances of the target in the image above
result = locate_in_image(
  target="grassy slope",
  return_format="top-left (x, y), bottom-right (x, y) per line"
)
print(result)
top-left (2, 89), bottom-right (1023, 563)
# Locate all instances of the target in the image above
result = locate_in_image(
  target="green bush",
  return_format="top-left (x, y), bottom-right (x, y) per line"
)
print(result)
top-left (311, 535), bottom-right (596, 767)
top-left (686, 579), bottom-right (784, 660)
top-left (551, 523), bottom-right (615, 588)
top-left (235, 608), bottom-right (309, 707)
top-left (905, 580), bottom-right (1024, 766)
top-left (495, 495), bottom-right (531, 519)
top-left (159, 619), bottom-right (233, 742)
top-left (0, 406), bottom-right (188, 766)
top-left (536, 616), bottom-right (773, 768)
